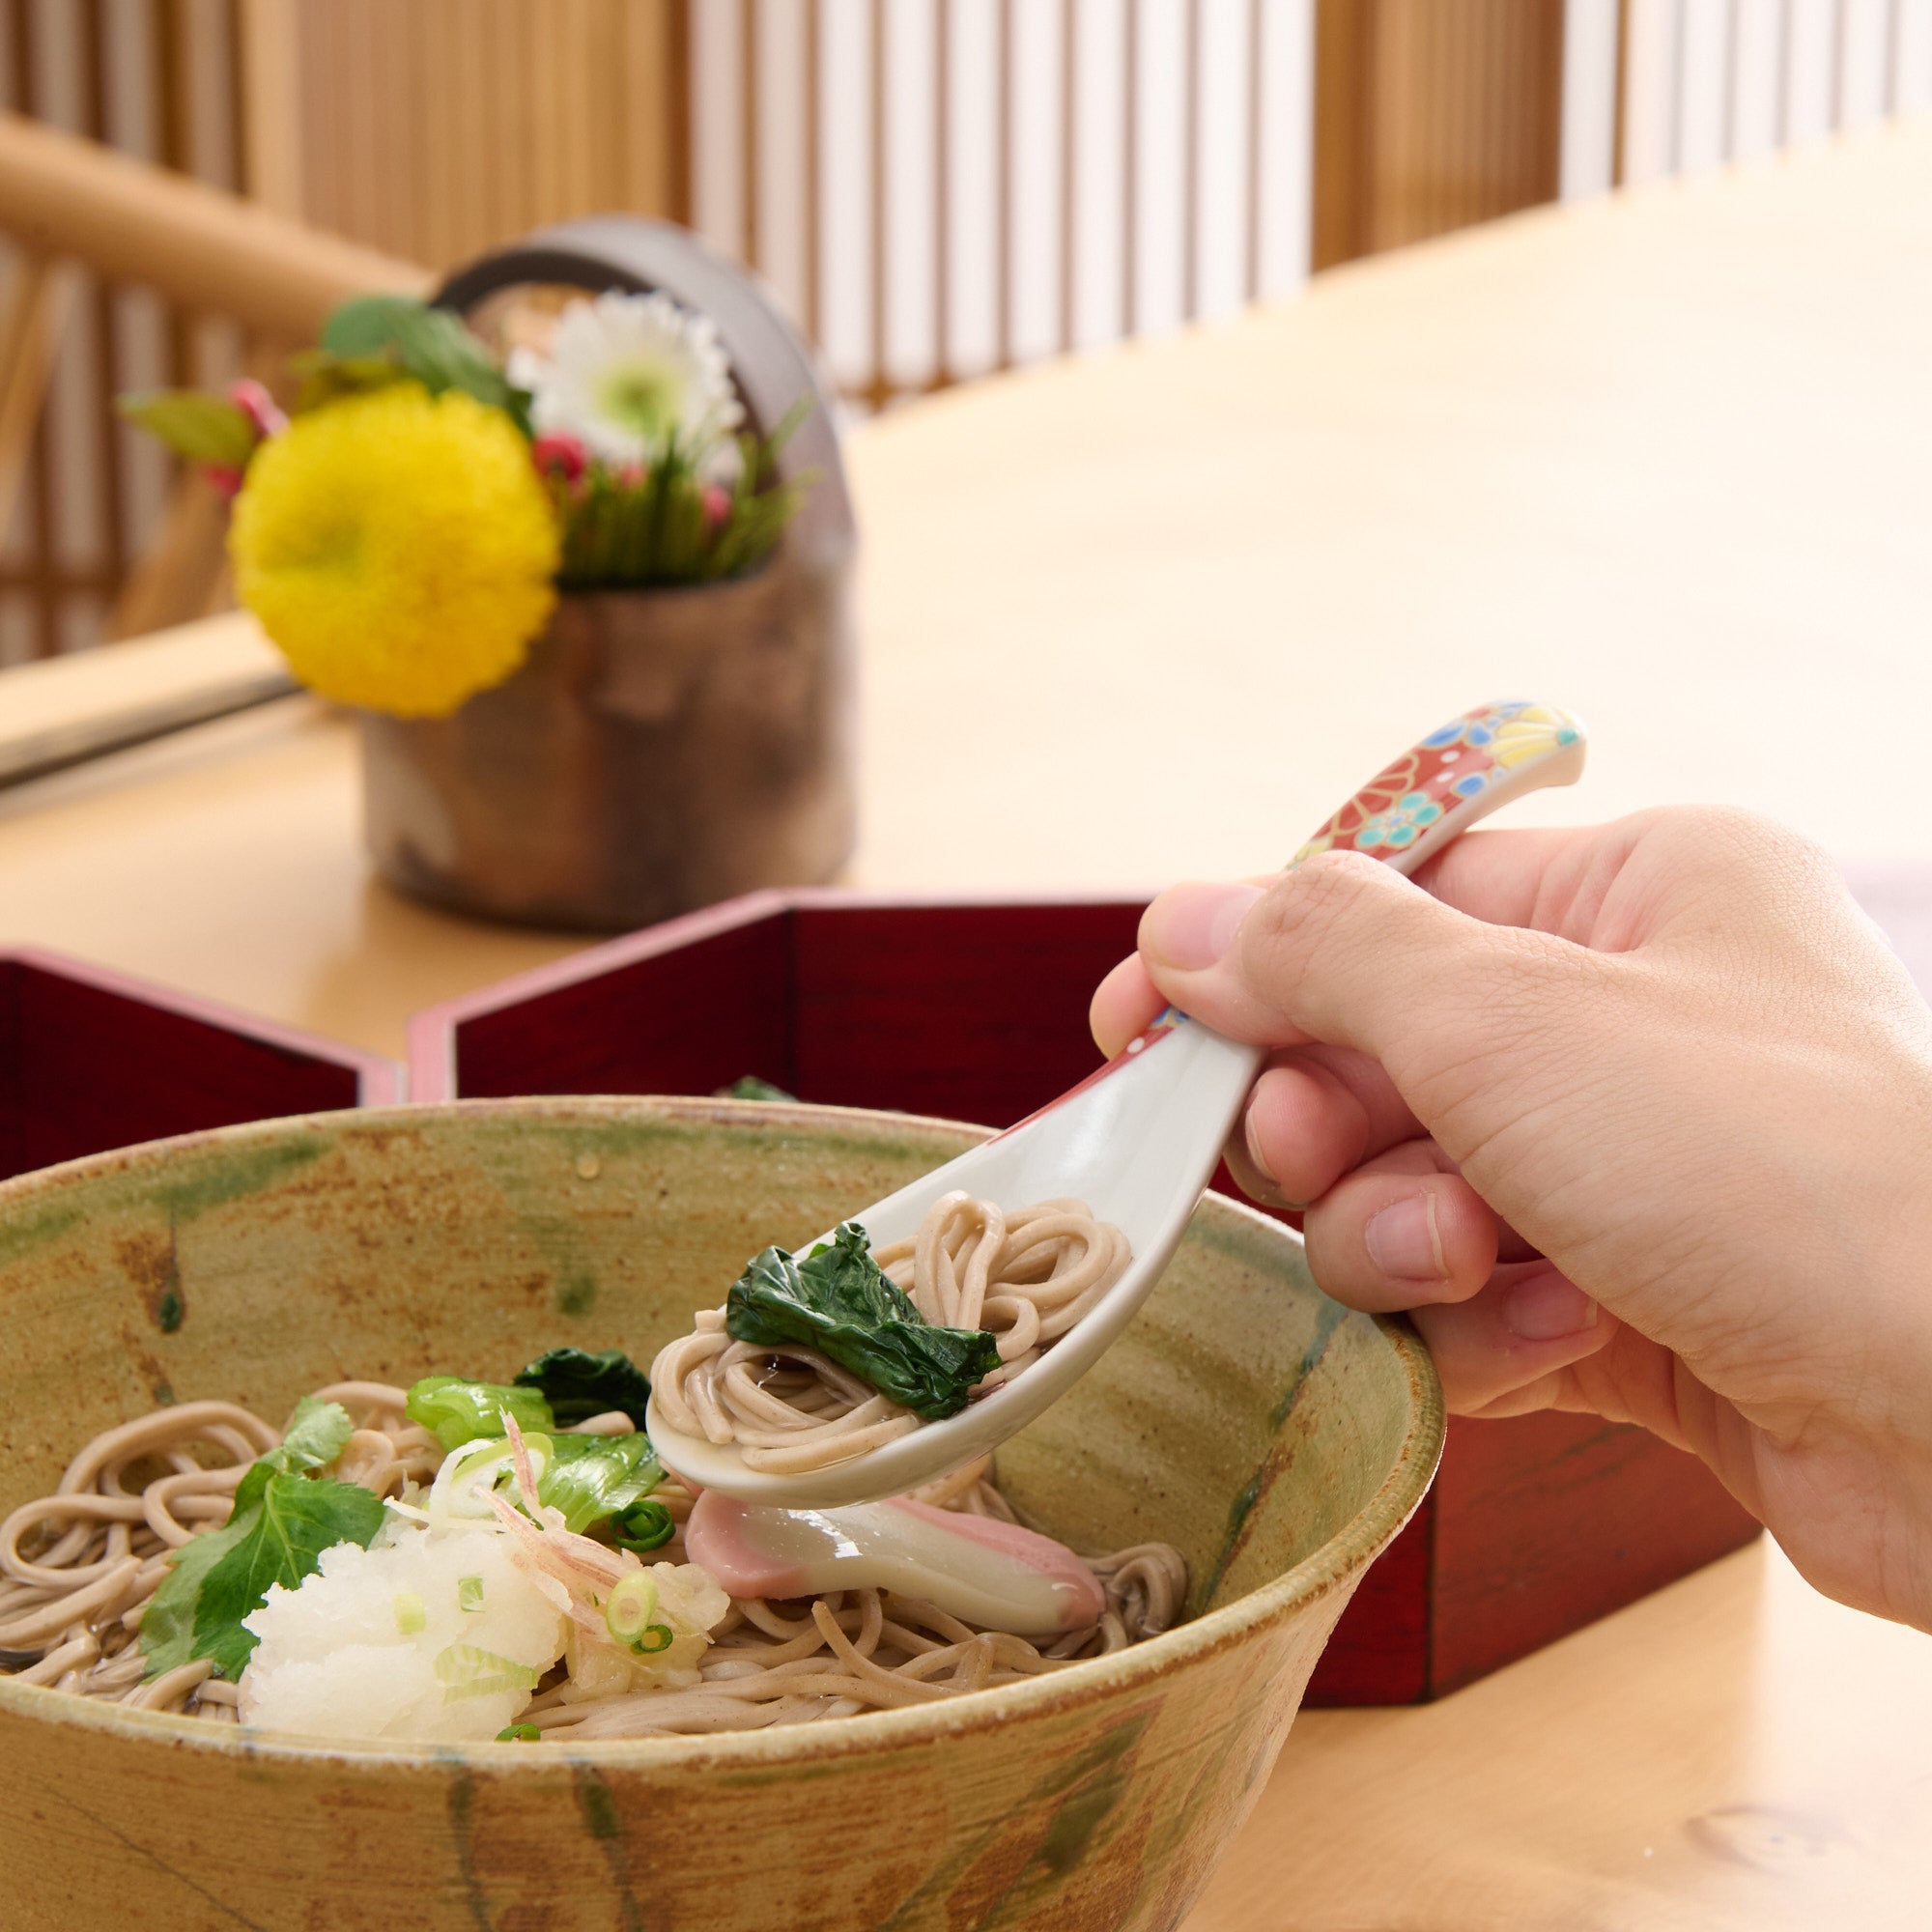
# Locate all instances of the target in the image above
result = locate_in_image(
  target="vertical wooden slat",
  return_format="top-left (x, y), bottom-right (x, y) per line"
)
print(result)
top-left (870, 0), bottom-right (889, 402)
top-left (1244, 0), bottom-right (1265, 299)
top-left (1722, 0), bottom-right (1742, 157)
top-left (1831, 0), bottom-right (1848, 128)
top-left (933, 0), bottom-right (951, 383)
top-left (1777, 0), bottom-right (1796, 143)
top-left (994, 0), bottom-right (1013, 370)
top-left (77, 0), bottom-right (125, 592)
top-left (1058, 0), bottom-right (1076, 354)
top-left (804, 0), bottom-right (822, 347)
top-left (1122, 0), bottom-right (1140, 337)
top-left (5, 0), bottom-right (57, 660)
top-left (236, 0), bottom-right (301, 215)
top-left (741, 0), bottom-right (761, 270)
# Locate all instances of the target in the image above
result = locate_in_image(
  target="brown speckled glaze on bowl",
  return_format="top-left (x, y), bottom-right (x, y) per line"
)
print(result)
top-left (0, 1098), bottom-right (1441, 1932)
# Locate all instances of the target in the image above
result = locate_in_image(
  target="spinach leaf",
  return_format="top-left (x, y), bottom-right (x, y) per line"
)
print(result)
top-left (536, 1433), bottom-right (663, 1535)
top-left (141, 1473), bottom-right (384, 1682)
top-left (515, 1347), bottom-right (653, 1430)
top-left (407, 1376), bottom-right (554, 1451)
top-left (724, 1223), bottom-right (1003, 1422)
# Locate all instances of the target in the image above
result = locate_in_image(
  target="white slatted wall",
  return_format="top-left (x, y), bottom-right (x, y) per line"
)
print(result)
top-left (688, 0), bottom-right (1317, 410)
top-left (1597, 0), bottom-right (1932, 191)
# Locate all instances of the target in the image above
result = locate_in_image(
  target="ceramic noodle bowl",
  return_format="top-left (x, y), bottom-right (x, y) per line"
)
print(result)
top-left (0, 1099), bottom-right (1441, 1932)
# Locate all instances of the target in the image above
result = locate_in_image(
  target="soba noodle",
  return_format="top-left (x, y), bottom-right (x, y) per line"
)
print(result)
top-left (650, 1191), bottom-right (1132, 1474)
top-left (0, 1378), bottom-right (1184, 1739)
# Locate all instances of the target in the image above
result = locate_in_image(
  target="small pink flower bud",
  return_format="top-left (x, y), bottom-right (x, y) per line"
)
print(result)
top-left (228, 379), bottom-right (287, 440)
top-left (611, 461), bottom-right (647, 491)
top-left (702, 483), bottom-right (732, 529)
top-left (531, 433), bottom-right (588, 482)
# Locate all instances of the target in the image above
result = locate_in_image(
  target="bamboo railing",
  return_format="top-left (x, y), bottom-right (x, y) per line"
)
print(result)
top-left (0, 111), bottom-right (427, 753)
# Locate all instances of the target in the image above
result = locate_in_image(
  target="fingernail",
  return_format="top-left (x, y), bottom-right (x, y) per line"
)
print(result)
top-left (1364, 1194), bottom-right (1447, 1283)
top-left (1142, 882), bottom-right (1264, 971)
top-left (1504, 1271), bottom-right (1600, 1342)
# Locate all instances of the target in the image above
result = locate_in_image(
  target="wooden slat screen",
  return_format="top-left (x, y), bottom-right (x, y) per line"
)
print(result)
top-left (687, 0), bottom-right (1319, 412)
top-left (0, 0), bottom-right (250, 665)
top-left (1615, 0), bottom-right (1932, 187)
top-left (1313, 0), bottom-right (1569, 270)
top-left (6, 0), bottom-right (1931, 669)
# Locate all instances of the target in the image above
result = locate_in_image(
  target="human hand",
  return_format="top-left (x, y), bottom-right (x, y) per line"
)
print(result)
top-left (1092, 809), bottom-right (1932, 1631)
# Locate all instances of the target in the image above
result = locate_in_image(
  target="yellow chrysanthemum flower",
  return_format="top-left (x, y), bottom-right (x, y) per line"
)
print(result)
top-left (229, 384), bottom-right (559, 718)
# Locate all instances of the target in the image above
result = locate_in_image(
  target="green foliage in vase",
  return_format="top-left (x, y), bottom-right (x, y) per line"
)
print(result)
top-left (545, 401), bottom-right (817, 591)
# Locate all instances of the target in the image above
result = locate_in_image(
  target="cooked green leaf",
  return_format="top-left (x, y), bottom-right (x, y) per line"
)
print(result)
top-left (536, 1432), bottom-right (663, 1535)
top-left (514, 1347), bottom-right (653, 1429)
top-left (117, 390), bottom-right (257, 468)
top-left (407, 1376), bottom-right (554, 1452)
top-left (724, 1223), bottom-right (1003, 1422)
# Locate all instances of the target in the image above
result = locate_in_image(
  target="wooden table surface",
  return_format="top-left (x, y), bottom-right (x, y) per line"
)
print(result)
top-left (4, 120), bottom-right (1931, 1929)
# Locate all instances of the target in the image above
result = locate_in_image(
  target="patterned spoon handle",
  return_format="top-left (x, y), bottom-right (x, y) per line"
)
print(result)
top-left (1290, 699), bottom-right (1586, 878)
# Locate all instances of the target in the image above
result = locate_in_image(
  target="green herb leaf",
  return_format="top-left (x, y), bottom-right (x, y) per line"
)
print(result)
top-left (117, 390), bottom-right (257, 469)
top-left (407, 1376), bottom-right (554, 1452)
top-left (192, 1476), bottom-right (386, 1680)
top-left (232, 1396), bottom-right (355, 1514)
top-left (137, 1511), bottom-right (253, 1679)
top-left (724, 1223), bottom-right (1003, 1422)
top-left (514, 1347), bottom-right (653, 1429)
top-left (537, 1432), bottom-right (662, 1535)
top-left (320, 294), bottom-right (528, 429)
top-left (141, 1472), bottom-right (384, 1682)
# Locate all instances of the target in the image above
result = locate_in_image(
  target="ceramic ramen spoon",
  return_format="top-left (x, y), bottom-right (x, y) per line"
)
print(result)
top-left (646, 701), bottom-right (1587, 1508)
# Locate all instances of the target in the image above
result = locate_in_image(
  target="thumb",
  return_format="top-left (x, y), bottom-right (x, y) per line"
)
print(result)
top-left (1138, 851), bottom-right (1577, 1073)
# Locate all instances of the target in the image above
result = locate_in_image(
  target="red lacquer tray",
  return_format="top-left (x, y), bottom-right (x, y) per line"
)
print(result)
top-left (0, 947), bottom-right (400, 1184)
top-left (409, 890), bottom-right (1759, 1704)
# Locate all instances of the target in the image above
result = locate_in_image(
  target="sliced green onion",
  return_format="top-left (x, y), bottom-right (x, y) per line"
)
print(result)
top-left (636, 1622), bottom-right (674, 1655)
top-left (497, 1723), bottom-right (542, 1743)
top-left (603, 1573), bottom-right (660, 1650)
top-left (392, 1590), bottom-right (427, 1636)
top-left (434, 1642), bottom-right (542, 1702)
top-left (458, 1575), bottom-right (485, 1613)
top-left (612, 1498), bottom-right (675, 1553)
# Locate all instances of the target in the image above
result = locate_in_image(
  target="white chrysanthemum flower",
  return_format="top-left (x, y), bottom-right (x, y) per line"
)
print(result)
top-left (515, 291), bottom-right (743, 472)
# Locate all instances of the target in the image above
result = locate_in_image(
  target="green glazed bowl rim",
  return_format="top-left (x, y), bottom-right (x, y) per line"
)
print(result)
top-left (0, 1096), bottom-right (1446, 1773)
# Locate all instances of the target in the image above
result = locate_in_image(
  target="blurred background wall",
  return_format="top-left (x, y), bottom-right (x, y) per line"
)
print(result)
top-left (2, 0), bottom-right (1929, 667)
